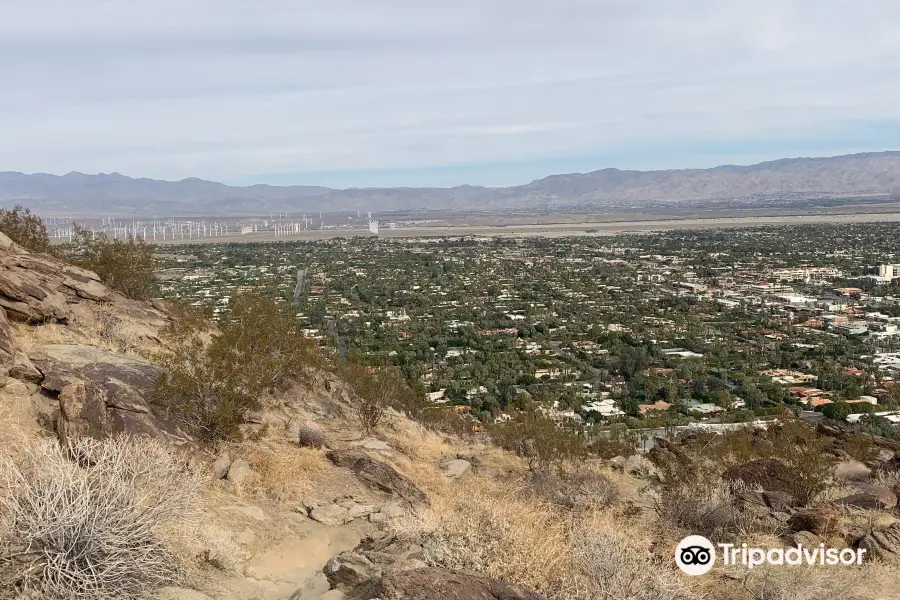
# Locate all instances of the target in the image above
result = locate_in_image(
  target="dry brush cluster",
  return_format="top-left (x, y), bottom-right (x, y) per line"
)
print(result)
top-left (0, 436), bottom-right (204, 600)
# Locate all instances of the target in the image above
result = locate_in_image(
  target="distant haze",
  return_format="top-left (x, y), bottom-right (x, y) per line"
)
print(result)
top-left (4, 151), bottom-right (900, 216)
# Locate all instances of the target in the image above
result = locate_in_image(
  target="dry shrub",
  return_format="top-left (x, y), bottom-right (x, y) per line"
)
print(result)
top-left (571, 520), bottom-right (696, 600)
top-left (530, 465), bottom-right (619, 510)
top-left (737, 563), bottom-right (887, 600)
top-left (0, 436), bottom-right (204, 600)
top-left (0, 205), bottom-right (55, 255)
top-left (655, 479), bottom-right (780, 543)
top-left (231, 440), bottom-right (326, 503)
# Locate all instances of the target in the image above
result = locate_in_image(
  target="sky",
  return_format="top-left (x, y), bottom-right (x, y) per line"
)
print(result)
top-left (2, 0), bottom-right (900, 189)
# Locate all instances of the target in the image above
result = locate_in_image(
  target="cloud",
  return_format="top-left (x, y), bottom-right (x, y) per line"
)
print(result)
top-left (1, 0), bottom-right (899, 185)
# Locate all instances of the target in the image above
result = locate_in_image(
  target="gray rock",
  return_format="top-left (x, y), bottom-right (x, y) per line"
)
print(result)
top-left (369, 512), bottom-right (388, 524)
top-left (859, 523), bottom-right (900, 564)
top-left (441, 458), bottom-right (472, 480)
top-left (213, 453), bottom-right (232, 479)
top-left (608, 456), bottom-right (627, 471)
top-left (324, 551), bottom-right (380, 591)
top-left (378, 566), bottom-right (546, 600)
top-left (326, 450), bottom-right (428, 505)
top-left (348, 504), bottom-right (377, 519)
top-left (790, 531), bottom-right (823, 548)
top-left (354, 437), bottom-right (391, 451)
top-left (380, 502), bottom-right (406, 519)
top-left (310, 504), bottom-right (352, 526)
top-left (226, 459), bottom-right (259, 489)
top-left (223, 505), bottom-right (267, 522)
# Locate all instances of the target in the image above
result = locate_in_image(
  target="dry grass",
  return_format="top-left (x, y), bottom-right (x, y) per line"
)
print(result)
top-left (391, 475), bottom-right (698, 600)
top-left (226, 440), bottom-right (327, 504)
top-left (0, 436), bottom-right (204, 600)
top-left (735, 563), bottom-right (893, 600)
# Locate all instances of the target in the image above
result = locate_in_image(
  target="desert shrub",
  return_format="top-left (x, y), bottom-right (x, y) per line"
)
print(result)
top-left (339, 363), bottom-right (410, 434)
top-left (571, 526), bottom-right (696, 600)
top-left (0, 205), bottom-right (55, 255)
top-left (418, 406), bottom-right (478, 438)
top-left (65, 227), bottom-right (155, 300)
top-left (490, 410), bottom-right (587, 471)
top-left (655, 478), bottom-right (779, 543)
top-left (590, 427), bottom-right (638, 459)
top-left (297, 420), bottom-right (325, 449)
top-left (154, 294), bottom-right (320, 442)
top-left (0, 436), bottom-right (203, 600)
top-left (530, 466), bottom-right (619, 510)
top-left (231, 440), bottom-right (326, 503)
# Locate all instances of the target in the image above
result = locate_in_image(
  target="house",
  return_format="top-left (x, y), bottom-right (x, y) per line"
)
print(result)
top-left (582, 399), bottom-right (625, 419)
top-left (661, 348), bottom-right (704, 359)
top-left (639, 401), bottom-right (672, 415)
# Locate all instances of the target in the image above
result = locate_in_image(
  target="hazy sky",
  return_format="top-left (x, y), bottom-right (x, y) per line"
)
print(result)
top-left (2, 1), bottom-right (900, 187)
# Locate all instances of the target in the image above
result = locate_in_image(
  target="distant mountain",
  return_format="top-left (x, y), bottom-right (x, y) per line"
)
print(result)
top-left (4, 151), bottom-right (900, 216)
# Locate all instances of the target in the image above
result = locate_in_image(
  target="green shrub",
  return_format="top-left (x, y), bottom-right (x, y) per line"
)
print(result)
top-left (337, 363), bottom-right (411, 434)
top-left (490, 410), bottom-right (587, 471)
top-left (153, 295), bottom-right (319, 442)
top-left (0, 204), bottom-right (55, 254)
top-left (67, 227), bottom-right (155, 300)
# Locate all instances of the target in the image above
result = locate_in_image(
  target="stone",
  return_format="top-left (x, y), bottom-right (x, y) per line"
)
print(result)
top-left (226, 459), bottom-right (259, 489)
top-left (348, 504), bottom-right (377, 519)
top-left (380, 502), bottom-right (406, 519)
top-left (852, 483), bottom-right (897, 508)
top-left (223, 505), bottom-right (267, 522)
top-left (833, 492), bottom-right (894, 511)
top-left (623, 454), bottom-right (657, 478)
top-left (31, 344), bottom-right (193, 448)
top-left (320, 591), bottom-right (347, 600)
top-left (441, 458), bottom-right (472, 480)
top-left (835, 460), bottom-right (872, 483)
top-left (608, 456), bottom-right (627, 471)
top-left (310, 504), bottom-right (352, 526)
top-left (354, 437), bottom-right (391, 451)
top-left (377, 567), bottom-right (546, 600)
top-left (324, 551), bottom-right (381, 591)
top-left (335, 496), bottom-right (357, 509)
top-left (300, 497), bottom-right (320, 513)
top-left (788, 507), bottom-right (840, 535)
top-left (213, 453), bottom-right (232, 479)
top-left (327, 450), bottom-right (428, 505)
top-left (723, 459), bottom-right (797, 496)
top-left (369, 512), bottom-right (388, 524)
top-left (859, 523), bottom-right (900, 564)
top-left (762, 490), bottom-right (797, 512)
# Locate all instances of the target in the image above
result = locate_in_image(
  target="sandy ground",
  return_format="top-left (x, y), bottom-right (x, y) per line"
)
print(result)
top-left (152, 211), bottom-right (900, 245)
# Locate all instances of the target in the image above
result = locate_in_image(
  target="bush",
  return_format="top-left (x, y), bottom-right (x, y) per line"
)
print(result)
top-left (490, 410), bottom-right (587, 471)
top-left (66, 227), bottom-right (155, 300)
top-left (530, 466), bottom-right (619, 510)
top-left (0, 205), bottom-right (55, 254)
top-left (0, 436), bottom-right (203, 600)
top-left (340, 363), bottom-right (409, 434)
top-left (297, 421), bottom-right (325, 449)
top-left (154, 295), bottom-right (319, 442)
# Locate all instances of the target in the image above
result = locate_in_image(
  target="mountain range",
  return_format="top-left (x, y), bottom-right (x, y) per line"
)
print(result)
top-left (3, 151), bottom-right (900, 216)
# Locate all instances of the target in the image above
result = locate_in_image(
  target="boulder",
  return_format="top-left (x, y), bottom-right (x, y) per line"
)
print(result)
top-left (623, 454), bottom-right (657, 478)
top-left (647, 437), bottom-right (691, 474)
top-left (327, 450), bottom-right (428, 505)
top-left (723, 459), bottom-right (797, 496)
top-left (213, 453), bottom-right (232, 479)
top-left (324, 551), bottom-right (380, 591)
top-left (226, 459), bottom-right (259, 489)
top-left (859, 523), bottom-right (900, 564)
top-left (353, 437), bottom-right (391, 451)
top-left (29, 344), bottom-right (193, 447)
top-left (377, 567), bottom-right (546, 600)
top-left (853, 483), bottom-right (897, 508)
top-left (441, 458), bottom-right (472, 480)
top-left (833, 492), bottom-right (894, 511)
top-left (788, 507), bottom-right (840, 535)
top-left (348, 504), bottom-right (377, 519)
top-left (311, 504), bottom-right (352, 526)
top-left (608, 456), bottom-right (627, 471)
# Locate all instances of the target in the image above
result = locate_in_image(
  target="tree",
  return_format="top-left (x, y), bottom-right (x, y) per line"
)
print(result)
top-left (0, 204), bottom-right (55, 254)
top-left (67, 228), bottom-right (156, 300)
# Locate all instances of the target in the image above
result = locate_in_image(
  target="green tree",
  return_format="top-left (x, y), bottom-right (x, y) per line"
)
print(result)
top-left (0, 205), bottom-right (55, 254)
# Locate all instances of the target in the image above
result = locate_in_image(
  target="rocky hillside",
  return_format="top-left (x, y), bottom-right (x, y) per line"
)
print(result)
top-left (4, 151), bottom-right (900, 214)
top-left (0, 236), bottom-right (898, 600)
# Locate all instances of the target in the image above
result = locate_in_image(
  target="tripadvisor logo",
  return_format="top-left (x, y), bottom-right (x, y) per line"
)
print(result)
top-left (675, 535), bottom-right (867, 576)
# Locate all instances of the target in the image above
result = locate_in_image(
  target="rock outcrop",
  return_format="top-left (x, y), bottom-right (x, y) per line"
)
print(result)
top-left (859, 523), bottom-right (900, 564)
top-left (327, 450), bottom-right (429, 505)
top-left (29, 343), bottom-right (191, 447)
